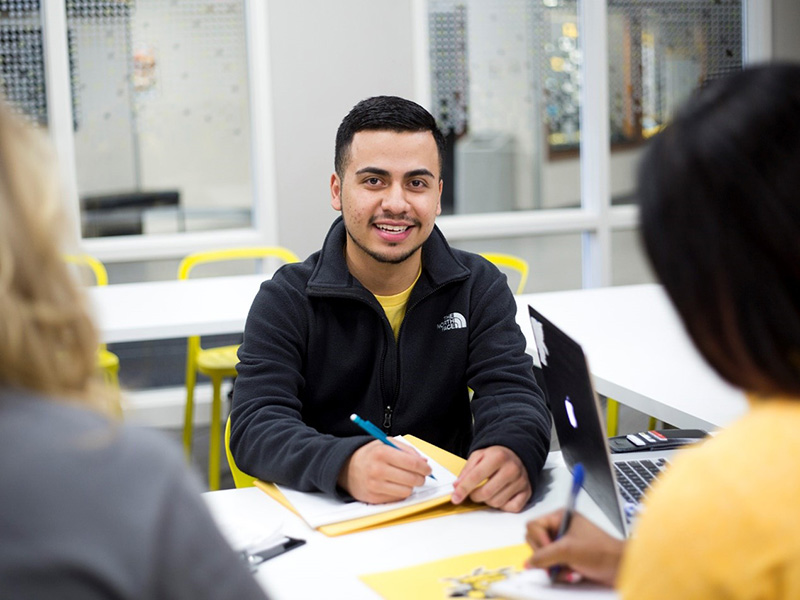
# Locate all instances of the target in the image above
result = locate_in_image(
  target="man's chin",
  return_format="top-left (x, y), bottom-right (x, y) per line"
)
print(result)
top-left (346, 230), bottom-right (421, 265)
top-left (367, 248), bottom-right (418, 265)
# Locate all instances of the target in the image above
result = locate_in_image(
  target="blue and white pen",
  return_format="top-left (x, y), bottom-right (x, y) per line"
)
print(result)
top-left (350, 414), bottom-right (436, 480)
top-left (549, 463), bottom-right (585, 583)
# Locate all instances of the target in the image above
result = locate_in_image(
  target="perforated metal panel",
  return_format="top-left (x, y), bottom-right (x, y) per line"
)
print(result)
top-left (427, 0), bottom-right (744, 153)
top-left (608, 0), bottom-right (743, 142)
top-left (539, 1), bottom-right (581, 149)
top-left (0, 1), bottom-right (46, 125)
top-left (428, 1), bottom-right (469, 135)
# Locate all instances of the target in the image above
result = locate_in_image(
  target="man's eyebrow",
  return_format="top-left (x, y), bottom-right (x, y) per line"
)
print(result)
top-left (355, 167), bottom-right (391, 177)
top-left (405, 168), bottom-right (436, 179)
top-left (354, 167), bottom-right (436, 179)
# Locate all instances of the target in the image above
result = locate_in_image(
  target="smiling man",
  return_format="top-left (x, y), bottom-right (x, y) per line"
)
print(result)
top-left (230, 96), bottom-right (551, 512)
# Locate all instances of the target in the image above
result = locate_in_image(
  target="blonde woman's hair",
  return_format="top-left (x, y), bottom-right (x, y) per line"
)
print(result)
top-left (0, 104), bottom-right (115, 414)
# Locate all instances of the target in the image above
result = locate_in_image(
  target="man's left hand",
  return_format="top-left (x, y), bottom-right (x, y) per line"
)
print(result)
top-left (450, 446), bottom-right (531, 512)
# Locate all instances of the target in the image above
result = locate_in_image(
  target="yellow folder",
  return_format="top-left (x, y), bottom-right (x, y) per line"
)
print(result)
top-left (254, 435), bottom-right (484, 536)
top-left (359, 543), bottom-right (530, 600)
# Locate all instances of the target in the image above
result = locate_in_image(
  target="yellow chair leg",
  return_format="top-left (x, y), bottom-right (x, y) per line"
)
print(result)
top-left (606, 398), bottom-right (619, 437)
top-left (102, 365), bottom-right (123, 418)
top-left (103, 366), bottom-right (119, 389)
top-left (208, 375), bottom-right (223, 491)
top-left (183, 364), bottom-right (197, 462)
top-left (648, 416), bottom-right (658, 430)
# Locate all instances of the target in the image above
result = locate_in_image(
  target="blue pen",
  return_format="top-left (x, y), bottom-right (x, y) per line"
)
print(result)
top-left (350, 414), bottom-right (436, 480)
top-left (549, 463), bottom-right (584, 583)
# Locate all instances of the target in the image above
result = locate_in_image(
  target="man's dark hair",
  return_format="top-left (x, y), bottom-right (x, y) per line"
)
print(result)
top-left (334, 95), bottom-right (446, 178)
top-left (638, 63), bottom-right (800, 396)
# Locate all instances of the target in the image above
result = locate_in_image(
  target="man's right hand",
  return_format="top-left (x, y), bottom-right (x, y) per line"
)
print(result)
top-left (337, 440), bottom-right (432, 504)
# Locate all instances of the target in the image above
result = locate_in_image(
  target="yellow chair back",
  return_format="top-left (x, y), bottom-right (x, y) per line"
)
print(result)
top-left (178, 246), bottom-right (301, 390)
top-left (64, 254), bottom-right (120, 392)
top-left (178, 246), bottom-right (301, 280)
top-left (479, 252), bottom-right (529, 294)
top-left (225, 416), bottom-right (257, 488)
top-left (65, 253), bottom-right (110, 286)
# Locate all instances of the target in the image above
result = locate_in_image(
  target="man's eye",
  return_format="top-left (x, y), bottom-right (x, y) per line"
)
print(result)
top-left (365, 177), bottom-right (381, 186)
top-left (409, 179), bottom-right (427, 188)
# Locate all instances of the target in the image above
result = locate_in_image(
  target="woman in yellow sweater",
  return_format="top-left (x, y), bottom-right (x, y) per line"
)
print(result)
top-left (525, 62), bottom-right (800, 598)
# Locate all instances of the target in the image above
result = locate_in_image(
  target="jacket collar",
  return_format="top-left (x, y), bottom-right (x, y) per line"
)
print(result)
top-left (307, 216), bottom-right (470, 295)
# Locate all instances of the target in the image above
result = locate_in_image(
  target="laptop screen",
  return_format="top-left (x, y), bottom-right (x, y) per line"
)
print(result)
top-left (528, 305), bottom-right (627, 535)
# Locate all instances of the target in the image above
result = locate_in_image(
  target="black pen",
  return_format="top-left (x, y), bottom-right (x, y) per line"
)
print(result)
top-left (241, 536), bottom-right (306, 571)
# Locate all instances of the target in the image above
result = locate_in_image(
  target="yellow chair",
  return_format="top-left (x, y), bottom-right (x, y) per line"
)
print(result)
top-left (225, 415), bottom-right (257, 488)
top-left (179, 246), bottom-right (300, 490)
top-left (64, 254), bottom-right (120, 389)
top-left (480, 252), bottom-right (529, 294)
top-left (606, 398), bottom-right (658, 437)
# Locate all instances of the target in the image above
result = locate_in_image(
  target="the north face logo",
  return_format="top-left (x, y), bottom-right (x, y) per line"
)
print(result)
top-left (437, 312), bottom-right (467, 331)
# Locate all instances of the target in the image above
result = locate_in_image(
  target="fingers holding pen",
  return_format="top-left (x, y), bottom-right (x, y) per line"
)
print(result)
top-left (524, 510), bottom-right (625, 587)
top-left (338, 440), bottom-right (432, 504)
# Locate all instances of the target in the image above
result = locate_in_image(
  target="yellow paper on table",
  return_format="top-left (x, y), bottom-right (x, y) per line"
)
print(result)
top-left (254, 435), bottom-right (483, 536)
top-left (359, 543), bottom-right (530, 600)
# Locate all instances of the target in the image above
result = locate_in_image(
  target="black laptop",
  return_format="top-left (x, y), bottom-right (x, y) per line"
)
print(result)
top-left (527, 304), bottom-right (677, 536)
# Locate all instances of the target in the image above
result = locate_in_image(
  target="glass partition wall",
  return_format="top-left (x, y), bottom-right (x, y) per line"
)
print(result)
top-left (70, 0), bottom-right (255, 239)
top-left (425, 0), bottom-right (748, 292)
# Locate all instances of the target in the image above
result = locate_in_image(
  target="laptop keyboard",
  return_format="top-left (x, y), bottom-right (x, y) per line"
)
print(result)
top-left (614, 457), bottom-right (670, 505)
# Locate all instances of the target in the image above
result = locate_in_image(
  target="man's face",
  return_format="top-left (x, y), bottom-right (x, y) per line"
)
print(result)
top-left (330, 129), bottom-right (443, 266)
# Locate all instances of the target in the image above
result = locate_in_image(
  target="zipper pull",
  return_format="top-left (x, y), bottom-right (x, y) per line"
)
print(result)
top-left (383, 405), bottom-right (393, 430)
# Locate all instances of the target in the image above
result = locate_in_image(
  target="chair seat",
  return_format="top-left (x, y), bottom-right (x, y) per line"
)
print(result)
top-left (196, 344), bottom-right (240, 377)
top-left (97, 348), bottom-right (119, 371)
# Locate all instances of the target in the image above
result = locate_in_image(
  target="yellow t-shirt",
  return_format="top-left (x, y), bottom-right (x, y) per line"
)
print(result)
top-left (374, 268), bottom-right (422, 340)
top-left (617, 396), bottom-right (800, 599)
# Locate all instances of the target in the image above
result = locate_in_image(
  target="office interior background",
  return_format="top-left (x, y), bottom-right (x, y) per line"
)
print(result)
top-left (2, 1), bottom-right (798, 455)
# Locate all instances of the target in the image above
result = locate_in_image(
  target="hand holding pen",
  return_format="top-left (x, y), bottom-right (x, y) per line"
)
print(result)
top-left (350, 414), bottom-right (436, 480)
top-left (548, 463), bottom-right (584, 582)
top-left (523, 463), bottom-right (625, 587)
top-left (336, 414), bottom-right (434, 504)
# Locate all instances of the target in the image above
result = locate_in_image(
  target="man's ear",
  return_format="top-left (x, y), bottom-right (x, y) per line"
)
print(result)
top-left (436, 179), bottom-right (443, 216)
top-left (330, 173), bottom-right (342, 211)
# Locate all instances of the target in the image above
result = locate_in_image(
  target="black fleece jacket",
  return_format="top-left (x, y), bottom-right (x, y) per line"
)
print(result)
top-left (230, 217), bottom-right (551, 497)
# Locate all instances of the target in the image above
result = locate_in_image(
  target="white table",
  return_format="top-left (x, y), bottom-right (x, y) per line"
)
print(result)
top-left (204, 456), bottom-right (616, 600)
top-left (89, 274), bottom-right (266, 343)
top-left (517, 284), bottom-right (747, 430)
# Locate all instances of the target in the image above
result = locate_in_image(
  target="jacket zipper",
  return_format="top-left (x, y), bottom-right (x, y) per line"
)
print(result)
top-left (384, 280), bottom-right (457, 433)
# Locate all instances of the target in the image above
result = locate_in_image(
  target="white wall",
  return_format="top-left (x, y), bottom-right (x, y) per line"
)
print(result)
top-left (773, 0), bottom-right (800, 61)
top-left (265, 0), bottom-right (417, 260)
top-left (542, 147), bottom-right (642, 208)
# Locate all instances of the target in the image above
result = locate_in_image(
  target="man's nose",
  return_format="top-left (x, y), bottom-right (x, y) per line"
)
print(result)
top-left (381, 183), bottom-right (410, 214)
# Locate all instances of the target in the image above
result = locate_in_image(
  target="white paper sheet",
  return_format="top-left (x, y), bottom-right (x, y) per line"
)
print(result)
top-left (490, 569), bottom-right (620, 599)
top-left (275, 437), bottom-right (457, 528)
